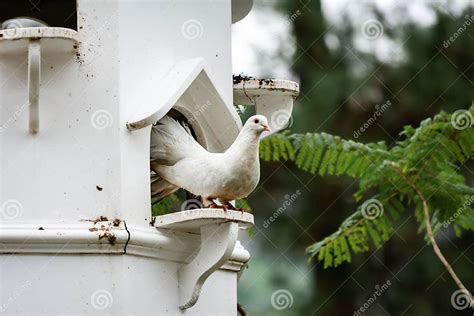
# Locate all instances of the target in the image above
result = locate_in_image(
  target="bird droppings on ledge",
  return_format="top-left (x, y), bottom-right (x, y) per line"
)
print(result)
top-left (258, 78), bottom-right (274, 86)
top-left (92, 216), bottom-right (108, 223)
top-left (233, 74), bottom-right (277, 87)
top-left (99, 230), bottom-right (117, 245)
top-left (76, 52), bottom-right (84, 65)
top-left (233, 74), bottom-right (254, 85)
top-left (38, 227), bottom-right (44, 230)
top-left (84, 217), bottom-right (124, 246)
top-left (96, 185), bottom-right (103, 191)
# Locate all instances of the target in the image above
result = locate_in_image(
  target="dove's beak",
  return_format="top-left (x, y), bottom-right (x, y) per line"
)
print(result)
top-left (261, 124), bottom-right (271, 132)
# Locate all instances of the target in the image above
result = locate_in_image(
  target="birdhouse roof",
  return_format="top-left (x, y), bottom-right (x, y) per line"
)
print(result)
top-left (127, 58), bottom-right (242, 152)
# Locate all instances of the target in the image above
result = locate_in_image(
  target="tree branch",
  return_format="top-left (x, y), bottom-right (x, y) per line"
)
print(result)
top-left (392, 164), bottom-right (473, 308)
top-left (415, 188), bottom-right (473, 309)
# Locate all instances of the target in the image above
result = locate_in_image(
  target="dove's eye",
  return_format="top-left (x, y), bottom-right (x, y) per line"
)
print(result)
top-left (254, 119), bottom-right (260, 124)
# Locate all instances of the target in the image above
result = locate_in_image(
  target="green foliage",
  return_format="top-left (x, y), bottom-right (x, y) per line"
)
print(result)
top-left (236, 198), bottom-right (253, 213)
top-left (151, 192), bottom-right (180, 216)
top-left (260, 107), bottom-right (474, 267)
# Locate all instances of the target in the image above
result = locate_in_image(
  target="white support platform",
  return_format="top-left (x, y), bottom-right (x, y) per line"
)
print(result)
top-left (153, 209), bottom-right (254, 310)
top-left (233, 78), bottom-right (300, 136)
top-left (0, 27), bottom-right (79, 134)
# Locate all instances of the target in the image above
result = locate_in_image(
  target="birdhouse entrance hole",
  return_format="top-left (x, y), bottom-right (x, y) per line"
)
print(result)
top-left (0, 0), bottom-right (77, 30)
top-left (162, 109), bottom-right (199, 143)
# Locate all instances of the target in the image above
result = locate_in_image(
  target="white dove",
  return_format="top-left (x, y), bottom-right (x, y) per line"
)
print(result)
top-left (150, 115), bottom-right (271, 211)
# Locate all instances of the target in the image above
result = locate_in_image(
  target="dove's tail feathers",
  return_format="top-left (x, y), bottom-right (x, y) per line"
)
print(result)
top-left (151, 178), bottom-right (180, 201)
top-left (150, 115), bottom-right (206, 165)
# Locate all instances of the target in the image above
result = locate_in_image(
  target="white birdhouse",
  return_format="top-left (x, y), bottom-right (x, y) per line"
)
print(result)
top-left (0, 0), bottom-right (298, 314)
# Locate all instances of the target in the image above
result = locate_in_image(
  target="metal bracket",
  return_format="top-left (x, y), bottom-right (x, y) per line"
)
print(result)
top-left (28, 39), bottom-right (41, 134)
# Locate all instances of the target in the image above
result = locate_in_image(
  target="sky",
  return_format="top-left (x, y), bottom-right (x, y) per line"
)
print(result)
top-left (231, 0), bottom-right (471, 80)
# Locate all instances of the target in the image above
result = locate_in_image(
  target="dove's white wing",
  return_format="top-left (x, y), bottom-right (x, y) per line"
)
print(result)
top-left (150, 116), bottom-right (207, 165)
top-left (150, 175), bottom-right (180, 201)
top-left (150, 116), bottom-right (209, 201)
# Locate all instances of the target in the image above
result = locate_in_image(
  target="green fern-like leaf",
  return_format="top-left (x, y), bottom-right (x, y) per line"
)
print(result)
top-left (267, 106), bottom-right (473, 267)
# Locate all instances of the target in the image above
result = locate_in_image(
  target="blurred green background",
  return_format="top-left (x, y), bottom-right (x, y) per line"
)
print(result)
top-left (234, 1), bottom-right (473, 315)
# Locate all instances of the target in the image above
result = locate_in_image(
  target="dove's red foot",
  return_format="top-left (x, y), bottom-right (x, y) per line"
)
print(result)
top-left (208, 202), bottom-right (228, 212)
top-left (222, 202), bottom-right (245, 213)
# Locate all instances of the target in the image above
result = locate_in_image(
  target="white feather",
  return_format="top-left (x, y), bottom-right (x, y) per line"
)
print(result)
top-left (150, 116), bottom-right (207, 165)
